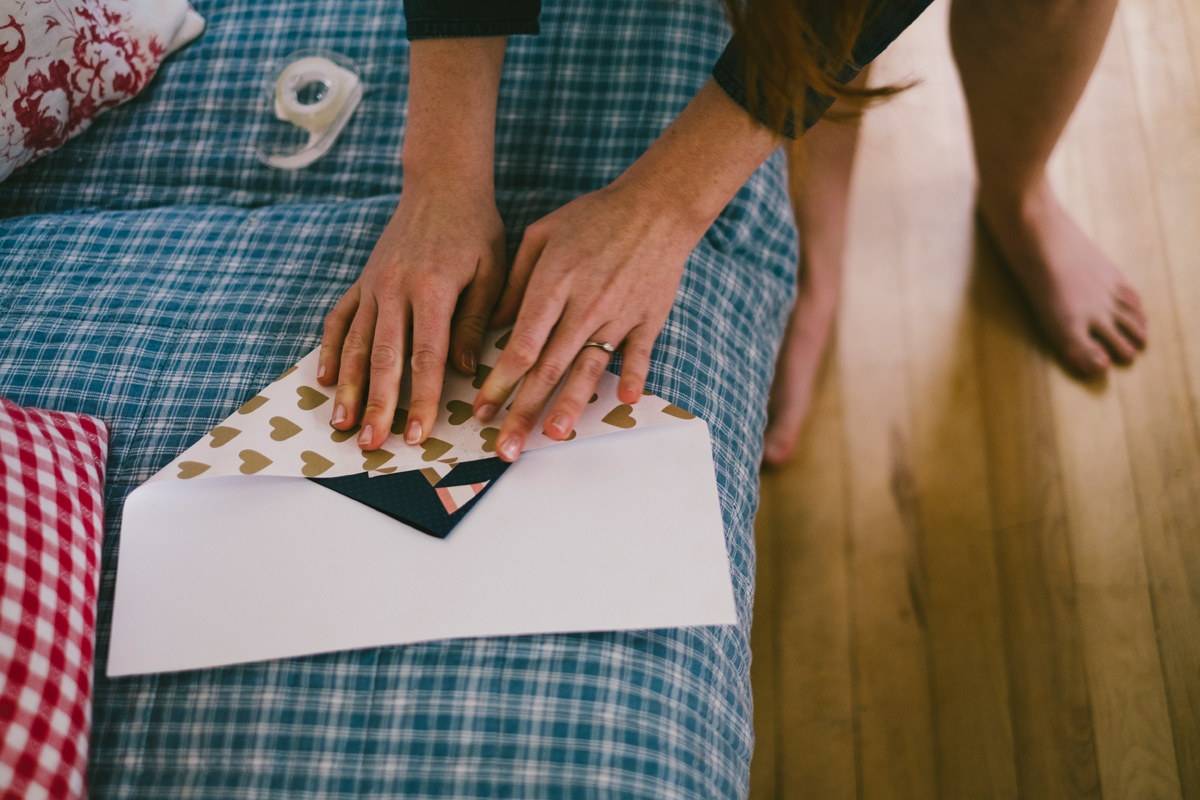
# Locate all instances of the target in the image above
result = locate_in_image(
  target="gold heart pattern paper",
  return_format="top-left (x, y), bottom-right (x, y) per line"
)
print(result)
top-left (150, 328), bottom-right (696, 484)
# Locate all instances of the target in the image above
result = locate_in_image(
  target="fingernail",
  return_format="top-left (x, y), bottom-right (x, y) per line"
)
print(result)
top-left (332, 405), bottom-right (346, 425)
top-left (317, 364), bottom-right (327, 380)
top-left (476, 403), bottom-right (497, 421)
top-left (499, 436), bottom-right (521, 460)
top-left (405, 419), bottom-right (422, 445)
top-left (547, 414), bottom-right (568, 436)
top-left (463, 350), bottom-right (476, 372)
top-left (358, 424), bottom-right (373, 448)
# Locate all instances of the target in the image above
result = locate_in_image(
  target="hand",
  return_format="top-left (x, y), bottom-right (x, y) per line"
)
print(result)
top-left (472, 180), bottom-right (704, 461)
top-left (318, 182), bottom-right (506, 450)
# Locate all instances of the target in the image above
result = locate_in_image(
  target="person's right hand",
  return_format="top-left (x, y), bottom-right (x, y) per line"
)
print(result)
top-left (317, 181), bottom-right (506, 451)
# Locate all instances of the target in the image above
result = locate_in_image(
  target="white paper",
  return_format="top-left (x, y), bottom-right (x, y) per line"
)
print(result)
top-left (108, 420), bottom-right (736, 675)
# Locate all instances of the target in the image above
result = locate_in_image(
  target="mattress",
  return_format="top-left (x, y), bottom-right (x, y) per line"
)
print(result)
top-left (0, 0), bottom-right (797, 796)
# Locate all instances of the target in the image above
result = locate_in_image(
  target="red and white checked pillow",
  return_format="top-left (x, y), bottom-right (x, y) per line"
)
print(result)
top-left (0, 398), bottom-right (108, 800)
top-left (0, 0), bottom-right (205, 182)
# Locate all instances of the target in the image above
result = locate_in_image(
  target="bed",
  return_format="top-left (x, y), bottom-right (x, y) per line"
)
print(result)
top-left (0, 0), bottom-right (797, 796)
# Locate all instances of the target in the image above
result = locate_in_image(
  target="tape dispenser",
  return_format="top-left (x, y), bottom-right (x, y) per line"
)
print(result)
top-left (257, 51), bottom-right (362, 170)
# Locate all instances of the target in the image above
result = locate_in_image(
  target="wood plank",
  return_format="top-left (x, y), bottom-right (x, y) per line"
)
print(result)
top-left (760, 352), bottom-right (859, 800)
top-left (1042, 28), bottom-right (1184, 796)
top-left (970, 232), bottom-right (1103, 799)
top-left (836, 20), bottom-right (939, 795)
top-left (857, 4), bottom-right (1021, 796)
top-left (1059, 12), bottom-right (1200, 798)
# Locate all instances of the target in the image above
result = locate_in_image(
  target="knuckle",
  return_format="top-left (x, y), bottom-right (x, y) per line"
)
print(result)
top-left (577, 354), bottom-right (609, 381)
top-left (342, 328), bottom-right (372, 355)
top-left (409, 346), bottom-right (444, 373)
top-left (507, 334), bottom-right (544, 368)
top-left (454, 314), bottom-right (488, 337)
top-left (362, 401), bottom-right (392, 418)
top-left (533, 359), bottom-right (566, 386)
top-left (369, 344), bottom-right (402, 370)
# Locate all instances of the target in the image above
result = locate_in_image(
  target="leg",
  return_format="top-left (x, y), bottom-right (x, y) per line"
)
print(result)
top-left (763, 75), bottom-right (867, 466)
top-left (951, 0), bottom-right (1146, 377)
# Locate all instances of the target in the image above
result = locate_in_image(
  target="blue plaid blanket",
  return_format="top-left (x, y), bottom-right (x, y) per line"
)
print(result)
top-left (0, 0), bottom-right (797, 796)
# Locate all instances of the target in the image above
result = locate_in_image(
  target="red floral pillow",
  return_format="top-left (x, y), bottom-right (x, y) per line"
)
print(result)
top-left (0, 0), bottom-right (205, 182)
top-left (0, 398), bottom-right (109, 800)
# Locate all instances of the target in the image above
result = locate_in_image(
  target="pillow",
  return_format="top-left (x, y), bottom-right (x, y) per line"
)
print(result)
top-left (0, 398), bottom-right (109, 800)
top-left (0, 0), bottom-right (205, 182)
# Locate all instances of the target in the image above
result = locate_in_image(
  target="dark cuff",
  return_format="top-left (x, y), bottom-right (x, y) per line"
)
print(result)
top-left (712, 40), bottom-right (847, 139)
top-left (406, 18), bottom-right (539, 39)
top-left (405, 0), bottom-right (541, 40)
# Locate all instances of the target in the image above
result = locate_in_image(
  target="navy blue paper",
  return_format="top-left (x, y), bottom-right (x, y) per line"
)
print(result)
top-left (311, 457), bottom-right (511, 539)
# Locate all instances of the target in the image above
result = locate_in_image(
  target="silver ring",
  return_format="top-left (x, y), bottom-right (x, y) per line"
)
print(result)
top-left (581, 340), bottom-right (616, 355)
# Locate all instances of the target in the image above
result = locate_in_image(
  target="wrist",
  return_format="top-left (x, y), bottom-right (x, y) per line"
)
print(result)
top-left (401, 146), bottom-right (495, 194)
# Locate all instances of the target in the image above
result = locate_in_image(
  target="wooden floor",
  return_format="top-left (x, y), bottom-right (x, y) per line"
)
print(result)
top-left (748, 0), bottom-right (1200, 797)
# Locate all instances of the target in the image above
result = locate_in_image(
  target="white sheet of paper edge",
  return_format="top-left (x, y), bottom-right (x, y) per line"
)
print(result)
top-left (108, 419), bottom-right (736, 676)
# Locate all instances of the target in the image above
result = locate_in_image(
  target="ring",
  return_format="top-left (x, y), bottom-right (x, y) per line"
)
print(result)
top-left (581, 340), bottom-right (616, 355)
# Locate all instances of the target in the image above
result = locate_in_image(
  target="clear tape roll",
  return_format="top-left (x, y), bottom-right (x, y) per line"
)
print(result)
top-left (264, 54), bottom-right (362, 170)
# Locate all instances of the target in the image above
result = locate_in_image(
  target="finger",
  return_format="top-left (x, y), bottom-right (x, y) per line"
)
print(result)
top-left (493, 313), bottom-right (607, 461)
top-left (450, 255), bottom-right (506, 376)
top-left (617, 323), bottom-right (657, 404)
top-left (473, 278), bottom-right (566, 422)
top-left (356, 303), bottom-right (409, 450)
top-left (542, 333), bottom-right (624, 441)
top-left (491, 223), bottom-right (546, 327)
top-left (318, 285), bottom-right (361, 387)
top-left (406, 282), bottom-right (457, 446)
top-left (332, 298), bottom-right (378, 429)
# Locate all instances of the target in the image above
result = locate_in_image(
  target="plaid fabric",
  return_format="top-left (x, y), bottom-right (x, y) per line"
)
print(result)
top-left (1, 398), bottom-right (109, 800)
top-left (0, 0), bottom-right (798, 797)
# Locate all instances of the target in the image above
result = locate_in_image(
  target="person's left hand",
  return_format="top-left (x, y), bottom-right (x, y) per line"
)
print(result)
top-left (472, 179), bottom-right (706, 461)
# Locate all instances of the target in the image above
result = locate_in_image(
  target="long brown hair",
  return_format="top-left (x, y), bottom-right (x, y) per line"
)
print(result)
top-left (723, 0), bottom-right (905, 134)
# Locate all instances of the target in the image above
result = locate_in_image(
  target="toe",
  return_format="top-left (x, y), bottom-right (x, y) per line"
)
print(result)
top-left (762, 425), bottom-right (798, 466)
top-left (1064, 329), bottom-right (1111, 378)
top-left (1115, 282), bottom-right (1145, 314)
top-left (1093, 320), bottom-right (1137, 365)
top-left (1114, 306), bottom-right (1147, 349)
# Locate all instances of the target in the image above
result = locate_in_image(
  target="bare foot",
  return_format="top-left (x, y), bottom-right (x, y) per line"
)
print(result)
top-left (763, 269), bottom-right (838, 466)
top-left (979, 177), bottom-right (1147, 378)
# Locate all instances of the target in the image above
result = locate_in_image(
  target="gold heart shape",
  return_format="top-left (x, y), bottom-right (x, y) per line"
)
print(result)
top-left (208, 426), bottom-right (241, 448)
top-left (661, 403), bottom-right (695, 420)
top-left (269, 416), bottom-right (302, 441)
top-left (472, 364), bottom-right (492, 390)
top-left (446, 400), bottom-right (473, 425)
top-left (375, 466), bottom-right (397, 474)
top-left (589, 393), bottom-right (598, 404)
top-left (420, 438), bottom-right (453, 462)
top-left (495, 330), bottom-right (512, 350)
top-left (390, 408), bottom-right (409, 436)
top-left (177, 461), bottom-right (210, 479)
top-left (601, 404), bottom-right (636, 429)
top-left (296, 386), bottom-right (329, 410)
top-left (239, 450), bottom-right (272, 474)
top-left (300, 450), bottom-right (333, 477)
top-left (273, 364), bottom-right (298, 382)
top-left (480, 427), bottom-right (500, 453)
top-left (362, 449), bottom-right (394, 471)
top-left (439, 457), bottom-right (458, 465)
top-left (566, 430), bottom-right (577, 441)
top-left (238, 395), bottom-right (268, 415)
top-left (330, 423), bottom-right (360, 443)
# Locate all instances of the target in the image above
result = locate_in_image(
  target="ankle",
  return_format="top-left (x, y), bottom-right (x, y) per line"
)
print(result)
top-left (978, 173), bottom-right (1054, 226)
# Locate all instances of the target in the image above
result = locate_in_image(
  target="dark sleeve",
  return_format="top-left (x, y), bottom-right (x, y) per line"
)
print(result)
top-left (712, 0), bottom-right (935, 137)
top-left (404, 0), bottom-right (541, 39)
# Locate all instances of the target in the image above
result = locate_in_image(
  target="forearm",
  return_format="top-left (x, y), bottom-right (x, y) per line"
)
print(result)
top-left (402, 37), bottom-right (508, 188)
top-left (611, 79), bottom-right (783, 235)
